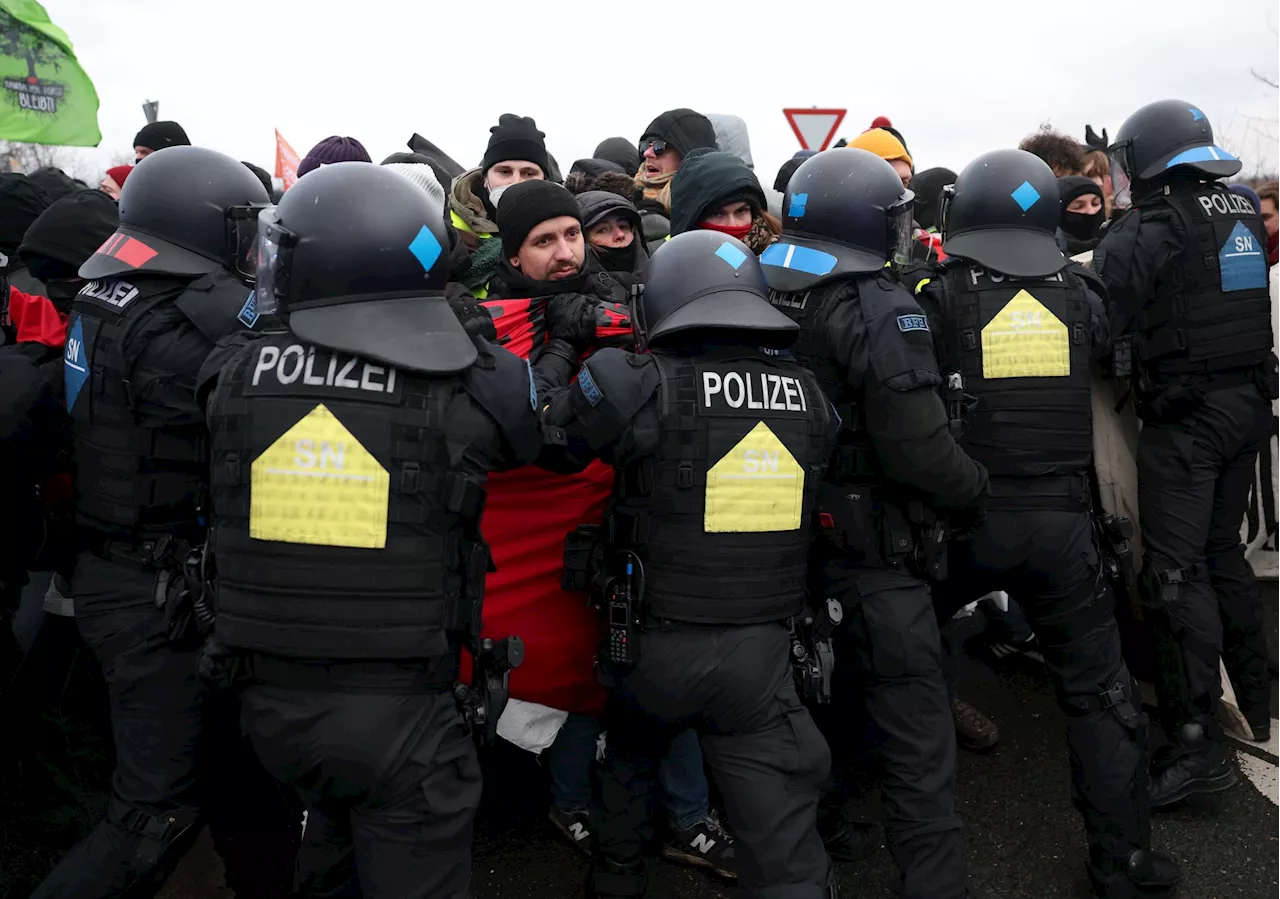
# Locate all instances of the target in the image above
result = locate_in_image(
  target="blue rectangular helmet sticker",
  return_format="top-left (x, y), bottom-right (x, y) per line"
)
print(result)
top-left (1189, 107), bottom-right (1205, 121)
top-left (1165, 145), bottom-right (1237, 168)
top-left (760, 242), bottom-right (837, 276)
top-left (714, 242), bottom-right (748, 270)
top-left (897, 314), bottom-right (929, 332)
top-left (789, 193), bottom-right (808, 217)
top-left (408, 225), bottom-right (443, 272)
top-left (577, 364), bottom-right (603, 407)
top-left (237, 290), bottom-right (259, 328)
top-left (1010, 181), bottom-right (1041, 212)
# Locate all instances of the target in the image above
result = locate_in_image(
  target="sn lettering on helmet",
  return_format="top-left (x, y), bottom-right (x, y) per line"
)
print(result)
top-left (701, 370), bottom-right (808, 412)
top-left (250, 403), bottom-right (390, 548)
top-left (704, 421), bottom-right (804, 533)
top-left (981, 289), bottom-right (1070, 379)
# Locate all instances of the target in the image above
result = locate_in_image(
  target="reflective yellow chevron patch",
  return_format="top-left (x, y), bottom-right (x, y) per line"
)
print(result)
top-left (250, 403), bottom-right (390, 548)
top-left (704, 421), bottom-right (803, 533)
top-left (981, 289), bottom-right (1070, 379)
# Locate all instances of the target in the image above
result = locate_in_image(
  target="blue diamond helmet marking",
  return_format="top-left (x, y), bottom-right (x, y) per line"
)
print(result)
top-left (715, 242), bottom-right (747, 270)
top-left (408, 225), bottom-right (442, 272)
top-left (789, 193), bottom-right (808, 217)
top-left (1010, 180), bottom-right (1041, 212)
top-left (1189, 107), bottom-right (1204, 122)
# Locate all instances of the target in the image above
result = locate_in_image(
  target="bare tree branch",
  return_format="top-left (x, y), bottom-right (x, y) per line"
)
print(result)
top-left (1250, 68), bottom-right (1279, 89)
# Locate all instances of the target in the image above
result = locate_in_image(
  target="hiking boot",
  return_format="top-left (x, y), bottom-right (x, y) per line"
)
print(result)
top-left (953, 697), bottom-right (999, 752)
top-left (1241, 704), bottom-right (1273, 743)
top-left (660, 812), bottom-right (737, 879)
top-left (549, 804), bottom-right (594, 856)
top-left (1150, 724), bottom-right (1238, 809)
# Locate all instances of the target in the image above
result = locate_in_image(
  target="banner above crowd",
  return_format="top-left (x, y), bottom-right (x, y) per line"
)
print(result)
top-left (0, 0), bottom-right (100, 146)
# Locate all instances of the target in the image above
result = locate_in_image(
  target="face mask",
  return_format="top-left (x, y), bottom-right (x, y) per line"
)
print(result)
top-left (487, 184), bottom-right (511, 208)
top-left (698, 220), bottom-right (753, 240)
top-left (1062, 209), bottom-right (1105, 242)
top-left (45, 280), bottom-right (83, 312)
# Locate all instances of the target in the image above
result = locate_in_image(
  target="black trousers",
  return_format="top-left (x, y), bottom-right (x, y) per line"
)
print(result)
top-left (591, 621), bottom-right (832, 899)
top-left (933, 506), bottom-right (1149, 897)
top-left (1137, 383), bottom-right (1274, 737)
top-left (241, 684), bottom-right (481, 899)
top-left (30, 551), bottom-right (299, 899)
top-left (820, 558), bottom-right (966, 899)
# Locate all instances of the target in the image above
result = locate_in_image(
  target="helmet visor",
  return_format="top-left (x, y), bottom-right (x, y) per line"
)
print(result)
top-left (226, 203), bottom-right (272, 286)
top-left (888, 190), bottom-right (916, 267)
top-left (1108, 144), bottom-right (1134, 210)
top-left (254, 209), bottom-right (294, 316)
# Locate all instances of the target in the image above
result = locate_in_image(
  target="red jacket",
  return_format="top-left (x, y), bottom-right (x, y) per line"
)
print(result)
top-left (6, 285), bottom-right (66, 347)
top-left (463, 296), bottom-right (631, 715)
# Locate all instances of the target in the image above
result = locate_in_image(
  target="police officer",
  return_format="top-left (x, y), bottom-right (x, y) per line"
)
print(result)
top-left (531, 230), bottom-right (838, 898)
top-left (199, 162), bottom-right (543, 898)
top-left (918, 148), bottom-right (1181, 899)
top-left (1096, 101), bottom-right (1277, 805)
top-left (760, 148), bottom-right (987, 899)
top-left (31, 147), bottom-right (298, 899)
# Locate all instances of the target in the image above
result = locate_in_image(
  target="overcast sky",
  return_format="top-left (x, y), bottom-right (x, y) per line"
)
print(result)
top-left (45, 0), bottom-right (1280, 185)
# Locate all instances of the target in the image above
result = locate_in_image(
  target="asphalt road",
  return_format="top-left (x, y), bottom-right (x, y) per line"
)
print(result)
top-left (151, 606), bottom-right (1280, 899)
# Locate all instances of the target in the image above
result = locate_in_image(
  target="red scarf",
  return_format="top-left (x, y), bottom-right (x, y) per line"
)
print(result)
top-left (697, 220), bottom-right (752, 240)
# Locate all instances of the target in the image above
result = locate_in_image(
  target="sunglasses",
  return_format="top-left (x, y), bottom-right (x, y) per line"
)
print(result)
top-left (641, 139), bottom-right (669, 158)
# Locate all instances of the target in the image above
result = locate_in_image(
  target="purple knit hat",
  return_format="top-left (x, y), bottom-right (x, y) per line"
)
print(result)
top-left (296, 136), bottom-right (372, 178)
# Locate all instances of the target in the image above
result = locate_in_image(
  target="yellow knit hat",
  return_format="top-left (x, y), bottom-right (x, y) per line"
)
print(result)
top-left (847, 129), bottom-right (913, 168)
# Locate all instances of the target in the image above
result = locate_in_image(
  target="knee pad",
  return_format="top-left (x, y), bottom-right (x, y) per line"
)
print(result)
top-left (111, 801), bottom-right (202, 871)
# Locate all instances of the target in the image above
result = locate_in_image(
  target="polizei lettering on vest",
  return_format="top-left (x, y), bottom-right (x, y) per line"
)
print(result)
top-left (1198, 192), bottom-right (1256, 218)
top-left (251, 344), bottom-right (398, 394)
top-left (702, 370), bottom-right (808, 412)
top-left (968, 266), bottom-right (1064, 287)
top-left (80, 279), bottom-right (140, 308)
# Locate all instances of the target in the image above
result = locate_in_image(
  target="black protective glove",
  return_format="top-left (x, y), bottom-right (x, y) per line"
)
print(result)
top-left (1084, 124), bottom-right (1108, 151)
top-left (446, 283), bottom-right (497, 342)
top-left (947, 485), bottom-right (989, 542)
top-left (544, 292), bottom-right (599, 352)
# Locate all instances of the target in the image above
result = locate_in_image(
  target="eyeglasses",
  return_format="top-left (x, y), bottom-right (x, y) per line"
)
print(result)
top-left (641, 140), bottom-right (669, 158)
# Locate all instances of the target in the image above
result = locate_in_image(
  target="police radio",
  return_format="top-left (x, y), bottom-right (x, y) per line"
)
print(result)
top-left (604, 552), bottom-right (645, 670)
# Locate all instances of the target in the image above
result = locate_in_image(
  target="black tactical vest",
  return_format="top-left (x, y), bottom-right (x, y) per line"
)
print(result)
top-left (934, 264), bottom-right (1093, 481)
top-left (768, 277), bottom-right (883, 483)
top-left (609, 348), bottom-right (832, 625)
top-left (1135, 184), bottom-right (1272, 378)
top-left (207, 333), bottom-right (486, 661)
top-left (66, 277), bottom-right (208, 541)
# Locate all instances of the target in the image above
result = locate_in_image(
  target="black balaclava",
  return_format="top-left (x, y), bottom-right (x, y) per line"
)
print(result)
top-left (910, 167), bottom-right (957, 231)
top-left (1058, 176), bottom-right (1106, 243)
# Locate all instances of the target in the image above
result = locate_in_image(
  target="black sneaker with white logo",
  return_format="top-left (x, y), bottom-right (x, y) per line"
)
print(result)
top-left (660, 812), bottom-right (738, 879)
top-left (548, 804), bottom-right (594, 856)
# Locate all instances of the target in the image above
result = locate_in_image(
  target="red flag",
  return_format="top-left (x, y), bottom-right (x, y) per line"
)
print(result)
top-left (274, 129), bottom-right (300, 190)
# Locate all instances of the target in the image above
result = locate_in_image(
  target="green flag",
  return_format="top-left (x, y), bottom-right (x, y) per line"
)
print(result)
top-left (0, 0), bottom-right (99, 146)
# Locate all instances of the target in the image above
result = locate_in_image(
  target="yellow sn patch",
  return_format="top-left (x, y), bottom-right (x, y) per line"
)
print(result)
top-left (981, 289), bottom-right (1070, 379)
top-left (250, 403), bottom-right (390, 549)
top-left (704, 421), bottom-right (804, 534)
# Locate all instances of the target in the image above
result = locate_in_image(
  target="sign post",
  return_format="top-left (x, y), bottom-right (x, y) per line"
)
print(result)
top-left (783, 108), bottom-right (846, 152)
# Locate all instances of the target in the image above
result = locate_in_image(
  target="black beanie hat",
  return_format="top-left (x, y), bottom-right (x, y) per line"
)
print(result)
top-left (639, 109), bottom-right (718, 159)
top-left (496, 180), bottom-right (583, 259)
top-left (910, 167), bottom-right (957, 231)
top-left (133, 120), bottom-right (190, 152)
top-left (594, 137), bottom-right (640, 175)
top-left (482, 114), bottom-right (550, 176)
top-left (0, 173), bottom-right (51, 255)
top-left (1058, 175), bottom-right (1103, 210)
top-left (20, 188), bottom-right (119, 279)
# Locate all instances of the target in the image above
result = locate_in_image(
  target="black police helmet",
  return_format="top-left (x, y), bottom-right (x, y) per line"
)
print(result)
top-left (763, 148), bottom-right (914, 292)
top-left (257, 162), bottom-right (474, 374)
top-left (941, 149), bottom-right (1066, 278)
top-left (80, 146), bottom-right (269, 282)
top-left (638, 230), bottom-right (798, 351)
top-left (1110, 100), bottom-right (1240, 192)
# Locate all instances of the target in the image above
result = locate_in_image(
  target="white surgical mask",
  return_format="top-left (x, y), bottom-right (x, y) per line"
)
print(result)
top-left (488, 184), bottom-right (511, 208)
